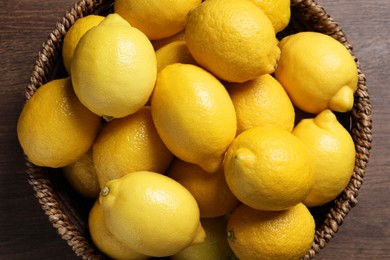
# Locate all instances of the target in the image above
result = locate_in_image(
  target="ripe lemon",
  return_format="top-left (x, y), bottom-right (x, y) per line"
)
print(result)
top-left (151, 29), bottom-right (186, 50)
top-left (249, 0), bottom-right (291, 32)
top-left (71, 13), bottom-right (157, 118)
top-left (156, 41), bottom-right (196, 73)
top-left (166, 158), bottom-right (239, 218)
top-left (275, 31), bottom-right (358, 114)
top-left (17, 77), bottom-right (101, 168)
top-left (114, 0), bottom-right (202, 40)
top-left (151, 63), bottom-right (236, 173)
top-left (224, 127), bottom-right (315, 211)
top-left (89, 201), bottom-right (148, 260)
top-left (62, 14), bottom-right (104, 74)
top-left (293, 109), bottom-right (356, 207)
top-left (93, 106), bottom-right (173, 188)
top-left (227, 74), bottom-right (295, 135)
top-left (185, 0), bottom-right (280, 83)
top-left (63, 148), bottom-right (100, 199)
top-left (227, 203), bottom-right (315, 260)
top-left (99, 171), bottom-right (206, 257)
top-left (171, 216), bottom-right (234, 260)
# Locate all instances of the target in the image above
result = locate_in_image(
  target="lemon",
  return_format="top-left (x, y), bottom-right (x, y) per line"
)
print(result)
top-left (63, 148), bottom-right (100, 199)
top-left (293, 109), bottom-right (356, 207)
top-left (71, 13), bottom-right (157, 118)
top-left (151, 29), bottom-right (186, 50)
top-left (93, 106), bottom-right (173, 188)
top-left (185, 0), bottom-right (280, 83)
top-left (89, 200), bottom-right (148, 260)
top-left (249, 0), bottom-right (290, 32)
top-left (99, 171), bottom-right (206, 257)
top-left (224, 127), bottom-right (315, 211)
top-left (166, 158), bottom-right (239, 218)
top-left (227, 203), bottom-right (315, 260)
top-left (17, 77), bottom-right (101, 168)
top-left (227, 74), bottom-right (295, 135)
top-left (114, 0), bottom-right (202, 40)
top-left (62, 14), bottom-right (104, 74)
top-left (156, 41), bottom-right (196, 73)
top-left (151, 63), bottom-right (237, 173)
top-left (171, 216), bottom-right (234, 260)
top-left (275, 31), bottom-right (358, 114)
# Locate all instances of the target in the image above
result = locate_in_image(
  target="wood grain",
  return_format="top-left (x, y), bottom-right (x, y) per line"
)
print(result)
top-left (0, 0), bottom-right (389, 259)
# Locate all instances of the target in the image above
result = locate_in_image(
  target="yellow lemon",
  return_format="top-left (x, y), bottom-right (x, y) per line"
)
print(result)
top-left (171, 216), bottom-right (234, 260)
top-left (88, 200), bottom-right (148, 260)
top-left (99, 171), bottom-right (206, 257)
top-left (224, 127), bottom-right (315, 211)
top-left (62, 14), bottom-right (104, 74)
top-left (156, 41), bottom-right (196, 73)
top-left (275, 31), bottom-right (358, 114)
top-left (227, 203), bottom-right (315, 260)
top-left (93, 106), bottom-right (173, 188)
top-left (293, 109), bottom-right (356, 207)
top-left (151, 29), bottom-right (186, 50)
top-left (151, 63), bottom-right (237, 173)
top-left (71, 13), bottom-right (157, 118)
top-left (185, 0), bottom-right (280, 83)
top-left (63, 148), bottom-right (100, 199)
top-left (249, 0), bottom-right (291, 32)
top-left (227, 74), bottom-right (295, 135)
top-left (17, 77), bottom-right (101, 168)
top-left (114, 0), bottom-right (202, 40)
top-left (166, 158), bottom-right (239, 218)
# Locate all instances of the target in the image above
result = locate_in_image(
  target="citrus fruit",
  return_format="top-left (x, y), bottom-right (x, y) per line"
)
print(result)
top-left (171, 216), bottom-right (234, 260)
top-left (88, 201), bottom-right (148, 260)
top-left (99, 171), bottom-right (206, 257)
top-left (155, 40), bottom-right (196, 73)
top-left (151, 29), bottom-right (186, 50)
top-left (227, 74), bottom-right (295, 135)
top-left (63, 148), bottom-right (100, 199)
top-left (17, 77), bottom-right (101, 168)
top-left (62, 14), bottom-right (104, 74)
top-left (274, 31), bottom-right (358, 114)
top-left (114, 0), bottom-right (202, 40)
top-left (227, 203), bottom-right (315, 260)
top-left (71, 13), bottom-right (157, 118)
top-left (166, 158), bottom-right (239, 218)
top-left (293, 109), bottom-right (356, 207)
top-left (249, 0), bottom-right (291, 32)
top-left (185, 0), bottom-right (280, 83)
top-left (151, 63), bottom-right (236, 173)
top-left (224, 127), bottom-right (315, 211)
top-left (93, 106), bottom-right (173, 188)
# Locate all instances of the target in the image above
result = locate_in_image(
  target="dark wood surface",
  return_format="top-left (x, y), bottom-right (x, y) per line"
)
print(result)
top-left (0, 0), bottom-right (389, 259)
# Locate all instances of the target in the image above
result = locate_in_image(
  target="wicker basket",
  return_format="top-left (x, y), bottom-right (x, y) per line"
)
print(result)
top-left (24, 0), bottom-right (372, 259)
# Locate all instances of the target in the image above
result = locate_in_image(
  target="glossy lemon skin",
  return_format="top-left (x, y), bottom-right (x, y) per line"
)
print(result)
top-left (99, 171), bottom-right (205, 257)
top-left (151, 63), bottom-right (237, 173)
top-left (293, 109), bottom-right (356, 207)
top-left (114, 0), bottom-right (202, 40)
top-left (17, 77), bottom-right (101, 168)
top-left (71, 14), bottom-right (157, 118)
top-left (185, 0), bottom-right (280, 83)
top-left (227, 203), bottom-right (315, 260)
top-left (224, 127), bottom-right (315, 211)
top-left (275, 31), bottom-right (358, 114)
top-left (93, 106), bottom-right (173, 188)
top-left (89, 201), bottom-right (148, 260)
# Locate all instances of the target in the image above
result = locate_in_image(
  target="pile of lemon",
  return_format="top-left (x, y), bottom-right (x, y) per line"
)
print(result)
top-left (17, 0), bottom-right (358, 259)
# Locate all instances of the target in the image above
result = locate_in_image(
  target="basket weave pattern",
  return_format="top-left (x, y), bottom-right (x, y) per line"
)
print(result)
top-left (24, 0), bottom-right (372, 259)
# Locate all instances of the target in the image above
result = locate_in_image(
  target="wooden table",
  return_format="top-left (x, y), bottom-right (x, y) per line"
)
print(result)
top-left (1, 0), bottom-right (389, 259)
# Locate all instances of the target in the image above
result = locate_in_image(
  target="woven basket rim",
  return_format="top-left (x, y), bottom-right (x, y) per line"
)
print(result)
top-left (24, 0), bottom-right (373, 259)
